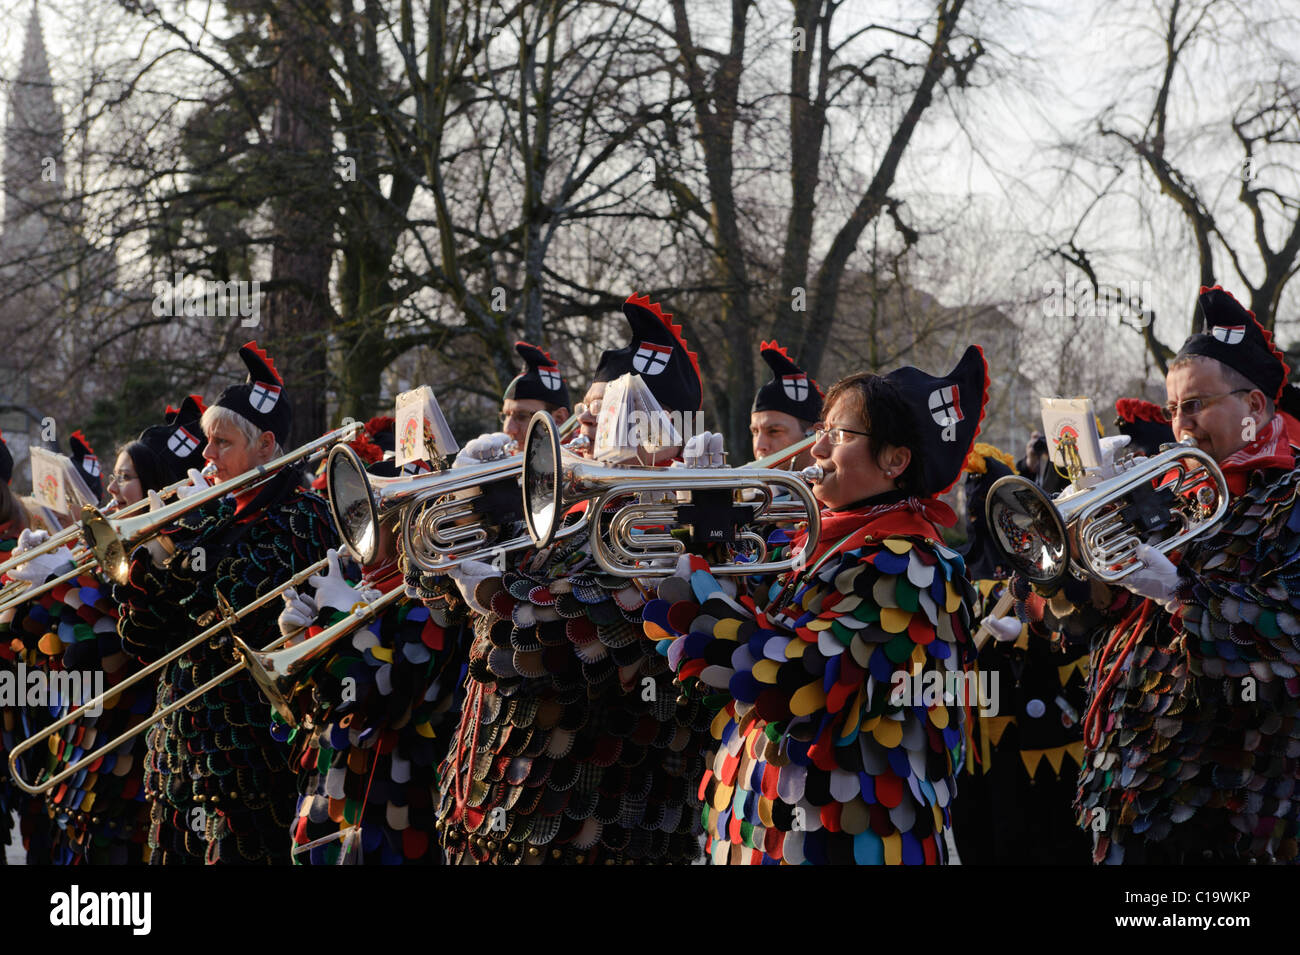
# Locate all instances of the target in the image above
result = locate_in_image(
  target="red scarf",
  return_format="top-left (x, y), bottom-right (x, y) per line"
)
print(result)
top-left (1217, 414), bottom-right (1295, 496)
top-left (791, 496), bottom-right (957, 570)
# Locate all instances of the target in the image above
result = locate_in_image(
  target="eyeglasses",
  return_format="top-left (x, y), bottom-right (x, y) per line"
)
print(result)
top-left (812, 423), bottom-right (871, 446)
top-left (1160, 389), bottom-right (1250, 423)
top-left (106, 471), bottom-right (138, 484)
top-left (499, 411), bottom-right (534, 427)
top-left (575, 399), bottom-right (603, 419)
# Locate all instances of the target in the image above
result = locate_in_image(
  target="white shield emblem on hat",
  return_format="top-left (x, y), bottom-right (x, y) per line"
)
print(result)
top-left (168, 425), bottom-right (200, 458)
top-left (928, 384), bottom-right (963, 427)
top-left (83, 454), bottom-right (101, 478)
top-left (249, 382), bottom-right (281, 413)
top-left (782, 374), bottom-right (809, 402)
top-left (539, 366), bottom-right (562, 390)
top-left (1212, 325), bottom-right (1245, 345)
top-left (633, 342), bottom-right (673, 375)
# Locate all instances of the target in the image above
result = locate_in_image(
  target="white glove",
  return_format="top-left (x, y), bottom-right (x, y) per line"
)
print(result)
top-left (679, 431), bottom-right (725, 468)
top-left (455, 433), bottom-right (515, 468)
top-left (984, 614), bottom-right (1023, 643)
top-left (278, 587), bottom-right (319, 637)
top-left (174, 468), bottom-right (211, 500)
top-left (1121, 543), bottom-right (1182, 612)
top-left (8, 530), bottom-right (76, 584)
top-left (308, 548), bottom-right (364, 613)
top-left (14, 528), bottom-right (49, 556)
top-left (446, 558), bottom-right (501, 615)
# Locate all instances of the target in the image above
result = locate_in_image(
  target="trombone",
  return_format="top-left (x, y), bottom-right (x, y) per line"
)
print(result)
top-left (0, 465), bottom-right (221, 615)
top-left (520, 412), bottom-right (822, 577)
top-left (0, 465), bottom-right (213, 578)
top-left (6, 555), bottom-right (332, 796)
top-left (81, 422), bottom-right (362, 587)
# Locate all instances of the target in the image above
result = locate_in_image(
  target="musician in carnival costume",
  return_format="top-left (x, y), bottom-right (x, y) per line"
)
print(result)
top-left (500, 341), bottom-right (571, 449)
top-left (0, 432), bottom-right (46, 864)
top-left (411, 294), bottom-right (715, 864)
top-left (1, 428), bottom-right (111, 863)
top-left (948, 442), bottom-right (1091, 865)
top-left (114, 342), bottom-right (338, 864)
top-left (643, 348), bottom-right (988, 864)
top-left (1, 398), bottom-right (211, 864)
top-left (1018, 286), bottom-right (1300, 863)
top-left (276, 417), bottom-right (466, 864)
top-left (750, 340), bottom-right (822, 468)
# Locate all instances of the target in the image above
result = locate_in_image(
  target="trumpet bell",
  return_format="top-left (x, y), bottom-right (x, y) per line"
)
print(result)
top-left (523, 409), bottom-right (565, 547)
top-left (985, 477), bottom-right (1070, 587)
top-left (327, 445), bottom-right (382, 564)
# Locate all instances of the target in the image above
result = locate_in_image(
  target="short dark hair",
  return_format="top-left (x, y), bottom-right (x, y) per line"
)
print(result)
top-left (821, 373), bottom-right (927, 494)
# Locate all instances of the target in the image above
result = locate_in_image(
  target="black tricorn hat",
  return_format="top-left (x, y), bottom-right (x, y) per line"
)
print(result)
top-left (593, 294), bottom-right (702, 412)
top-left (0, 432), bottom-right (11, 485)
top-left (881, 345), bottom-right (989, 497)
top-left (69, 430), bottom-right (104, 501)
top-left (1176, 286), bottom-right (1291, 402)
top-left (752, 340), bottom-right (823, 423)
top-left (503, 341), bottom-right (571, 410)
top-left (137, 394), bottom-right (207, 484)
top-left (1114, 398), bottom-right (1175, 457)
top-left (214, 341), bottom-right (292, 446)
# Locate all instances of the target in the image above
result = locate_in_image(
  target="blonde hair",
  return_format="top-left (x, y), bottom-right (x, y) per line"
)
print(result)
top-left (200, 405), bottom-right (284, 458)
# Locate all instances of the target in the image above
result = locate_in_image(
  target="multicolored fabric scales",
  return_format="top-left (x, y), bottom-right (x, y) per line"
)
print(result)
top-left (280, 575), bottom-right (465, 864)
top-left (644, 522), bottom-right (977, 864)
top-left (1045, 465), bottom-right (1300, 864)
top-left (418, 527), bottom-right (713, 865)
top-left (115, 469), bottom-right (337, 864)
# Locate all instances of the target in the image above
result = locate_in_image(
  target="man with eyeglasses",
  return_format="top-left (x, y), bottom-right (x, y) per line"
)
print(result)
top-left (1020, 285), bottom-right (1300, 864)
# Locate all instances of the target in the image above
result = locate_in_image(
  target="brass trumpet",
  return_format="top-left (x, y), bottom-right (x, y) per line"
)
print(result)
top-left (521, 412), bottom-right (822, 577)
top-left (6, 556), bottom-right (332, 796)
top-left (984, 437), bottom-right (1229, 588)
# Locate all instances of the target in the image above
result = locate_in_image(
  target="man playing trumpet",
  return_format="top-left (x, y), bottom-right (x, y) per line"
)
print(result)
top-left (1019, 286), bottom-right (1300, 864)
top-left (115, 342), bottom-right (338, 864)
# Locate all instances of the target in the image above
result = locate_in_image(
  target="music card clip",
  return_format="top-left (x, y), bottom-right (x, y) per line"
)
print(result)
top-left (395, 386), bottom-right (459, 470)
top-left (30, 447), bottom-right (98, 517)
top-left (1039, 397), bottom-right (1101, 482)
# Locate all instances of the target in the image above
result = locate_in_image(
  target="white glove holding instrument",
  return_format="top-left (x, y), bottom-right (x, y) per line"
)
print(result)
top-left (455, 433), bottom-right (515, 468)
top-left (1120, 543), bottom-right (1183, 613)
top-left (8, 529), bottom-right (76, 584)
top-left (678, 431), bottom-right (725, 469)
top-left (446, 558), bottom-right (501, 615)
top-left (278, 587), bottom-right (319, 637)
top-left (984, 614), bottom-right (1023, 643)
top-left (308, 548), bottom-right (369, 613)
top-left (174, 467), bottom-right (211, 500)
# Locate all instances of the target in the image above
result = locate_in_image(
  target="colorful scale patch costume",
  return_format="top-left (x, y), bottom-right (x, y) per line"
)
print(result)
top-left (115, 471), bottom-right (337, 864)
top-left (2, 557), bottom-right (152, 864)
top-left (1027, 465), bottom-right (1300, 864)
top-left (279, 574), bottom-right (466, 864)
top-left (415, 526), bottom-right (714, 865)
top-left (644, 520), bottom-right (977, 865)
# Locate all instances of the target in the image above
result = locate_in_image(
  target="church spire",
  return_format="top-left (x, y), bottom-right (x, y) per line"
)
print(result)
top-left (4, 1), bottom-right (64, 238)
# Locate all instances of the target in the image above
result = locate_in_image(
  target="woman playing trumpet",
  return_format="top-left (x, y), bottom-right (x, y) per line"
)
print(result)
top-left (643, 348), bottom-right (989, 864)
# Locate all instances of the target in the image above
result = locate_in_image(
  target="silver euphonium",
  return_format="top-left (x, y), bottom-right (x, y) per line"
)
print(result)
top-left (520, 411), bottom-right (822, 577)
top-left (984, 437), bottom-right (1229, 587)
